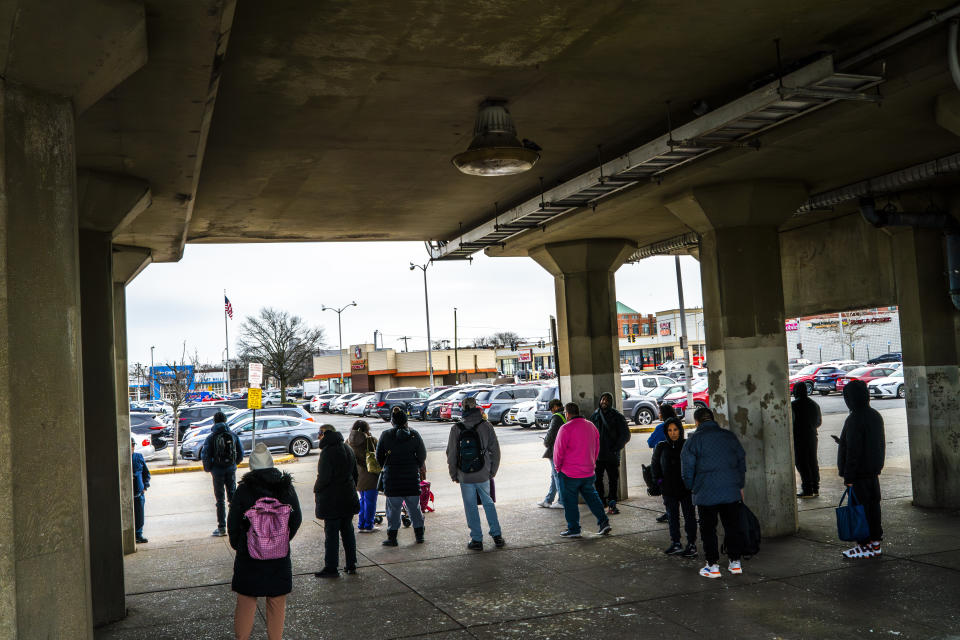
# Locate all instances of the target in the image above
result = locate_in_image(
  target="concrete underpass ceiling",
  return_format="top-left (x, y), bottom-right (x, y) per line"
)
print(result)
top-left (77, 0), bottom-right (960, 261)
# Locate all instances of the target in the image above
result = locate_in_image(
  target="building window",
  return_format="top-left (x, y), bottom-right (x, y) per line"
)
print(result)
top-left (623, 324), bottom-right (629, 335)
top-left (631, 323), bottom-right (639, 335)
top-left (642, 324), bottom-right (650, 335)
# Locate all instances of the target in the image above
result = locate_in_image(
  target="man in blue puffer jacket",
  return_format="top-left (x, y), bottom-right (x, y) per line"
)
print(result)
top-left (681, 407), bottom-right (746, 579)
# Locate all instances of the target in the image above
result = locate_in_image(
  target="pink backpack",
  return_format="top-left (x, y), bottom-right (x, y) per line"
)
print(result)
top-left (244, 497), bottom-right (292, 560)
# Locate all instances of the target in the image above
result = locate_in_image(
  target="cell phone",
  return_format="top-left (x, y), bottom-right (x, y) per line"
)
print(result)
top-left (831, 434), bottom-right (841, 444)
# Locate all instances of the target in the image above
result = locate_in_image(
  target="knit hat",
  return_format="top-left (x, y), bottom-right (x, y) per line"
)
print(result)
top-left (249, 442), bottom-right (274, 470)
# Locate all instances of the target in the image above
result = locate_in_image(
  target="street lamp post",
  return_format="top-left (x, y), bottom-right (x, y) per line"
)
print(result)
top-left (321, 302), bottom-right (357, 393)
top-left (410, 261), bottom-right (435, 389)
top-left (150, 345), bottom-right (155, 401)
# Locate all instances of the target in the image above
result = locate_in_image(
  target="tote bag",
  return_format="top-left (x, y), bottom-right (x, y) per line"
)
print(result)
top-left (836, 486), bottom-right (870, 542)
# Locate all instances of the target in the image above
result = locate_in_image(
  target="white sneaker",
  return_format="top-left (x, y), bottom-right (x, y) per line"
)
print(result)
top-left (536, 500), bottom-right (551, 508)
top-left (842, 544), bottom-right (875, 559)
top-left (549, 502), bottom-right (565, 509)
top-left (728, 560), bottom-right (742, 575)
top-left (699, 563), bottom-right (721, 579)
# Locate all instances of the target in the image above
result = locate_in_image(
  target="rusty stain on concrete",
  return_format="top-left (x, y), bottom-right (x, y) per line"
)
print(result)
top-left (742, 374), bottom-right (757, 395)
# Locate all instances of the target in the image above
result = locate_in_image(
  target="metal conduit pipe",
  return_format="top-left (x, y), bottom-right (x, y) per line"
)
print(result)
top-left (796, 152), bottom-right (960, 213)
top-left (839, 3), bottom-right (960, 71)
top-left (859, 197), bottom-right (960, 311)
top-left (626, 232), bottom-right (699, 263)
top-left (950, 20), bottom-right (960, 91)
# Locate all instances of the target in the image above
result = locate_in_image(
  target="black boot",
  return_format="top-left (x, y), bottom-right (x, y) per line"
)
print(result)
top-left (382, 529), bottom-right (399, 547)
top-left (414, 526), bottom-right (425, 544)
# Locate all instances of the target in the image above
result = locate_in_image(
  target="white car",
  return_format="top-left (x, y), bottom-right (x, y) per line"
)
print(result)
top-left (347, 394), bottom-right (374, 416)
top-left (131, 431), bottom-right (157, 461)
top-left (331, 393), bottom-right (362, 413)
top-left (867, 369), bottom-right (905, 399)
top-left (309, 393), bottom-right (340, 413)
top-left (505, 399), bottom-right (537, 427)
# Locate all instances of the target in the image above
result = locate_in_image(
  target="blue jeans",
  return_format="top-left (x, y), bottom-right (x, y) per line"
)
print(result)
top-left (558, 472), bottom-right (609, 534)
top-left (459, 481), bottom-right (501, 542)
top-left (544, 460), bottom-right (563, 505)
top-left (385, 495), bottom-right (424, 531)
top-left (358, 489), bottom-right (378, 530)
top-left (134, 492), bottom-right (145, 537)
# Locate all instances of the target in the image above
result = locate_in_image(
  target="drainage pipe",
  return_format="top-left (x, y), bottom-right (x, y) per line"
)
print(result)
top-left (839, 4), bottom-right (960, 71)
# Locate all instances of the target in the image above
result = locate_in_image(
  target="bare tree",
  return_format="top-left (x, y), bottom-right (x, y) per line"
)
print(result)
top-left (470, 331), bottom-right (520, 349)
top-left (812, 313), bottom-right (874, 360)
top-left (154, 342), bottom-right (196, 466)
top-left (238, 308), bottom-right (326, 403)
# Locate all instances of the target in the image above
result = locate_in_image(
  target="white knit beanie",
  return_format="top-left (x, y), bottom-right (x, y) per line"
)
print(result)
top-left (249, 442), bottom-right (274, 471)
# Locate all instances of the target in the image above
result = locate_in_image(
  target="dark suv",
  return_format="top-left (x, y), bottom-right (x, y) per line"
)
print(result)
top-left (867, 352), bottom-right (902, 365)
top-left (534, 386), bottom-right (559, 427)
top-left (165, 404), bottom-right (233, 441)
top-left (374, 388), bottom-right (431, 421)
top-left (407, 387), bottom-right (456, 420)
top-left (476, 385), bottom-right (541, 425)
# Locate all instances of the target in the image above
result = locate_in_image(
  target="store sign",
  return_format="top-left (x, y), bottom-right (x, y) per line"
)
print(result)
top-left (659, 321), bottom-right (672, 336)
top-left (518, 349), bottom-right (532, 363)
top-left (785, 320), bottom-right (799, 331)
top-left (353, 345), bottom-right (363, 359)
top-left (351, 359), bottom-right (367, 370)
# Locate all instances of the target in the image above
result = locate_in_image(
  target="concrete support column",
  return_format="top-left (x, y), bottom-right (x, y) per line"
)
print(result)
top-left (113, 283), bottom-right (136, 555)
top-left (79, 231), bottom-right (126, 625)
top-left (894, 228), bottom-right (960, 508)
top-left (531, 239), bottom-right (636, 499)
top-left (667, 181), bottom-right (806, 536)
top-left (0, 82), bottom-right (94, 637)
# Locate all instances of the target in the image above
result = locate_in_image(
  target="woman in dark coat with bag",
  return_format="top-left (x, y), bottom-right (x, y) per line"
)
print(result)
top-left (313, 424), bottom-right (360, 578)
top-left (376, 407), bottom-right (427, 546)
top-left (651, 416), bottom-right (698, 559)
top-left (228, 443), bottom-right (302, 640)
top-left (347, 420), bottom-right (380, 532)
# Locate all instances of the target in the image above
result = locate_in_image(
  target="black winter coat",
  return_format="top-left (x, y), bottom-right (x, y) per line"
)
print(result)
top-left (792, 383), bottom-right (822, 446)
top-left (227, 468), bottom-right (302, 597)
top-left (542, 413), bottom-right (565, 459)
top-left (590, 404), bottom-right (631, 462)
top-left (376, 425), bottom-right (427, 497)
top-left (838, 381), bottom-right (885, 483)
top-left (651, 431), bottom-right (689, 498)
top-left (313, 430), bottom-right (360, 519)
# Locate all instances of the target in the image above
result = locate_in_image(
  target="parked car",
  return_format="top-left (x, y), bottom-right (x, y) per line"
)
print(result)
top-left (163, 404), bottom-right (236, 442)
top-left (180, 415), bottom-right (320, 460)
top-left (657, 360), bottom-right (686, 372)
top-left (180, 406), bottom-right (311, 448)
top-left (867, 369), bottom-right (906, 399)
top-left (346, 394), bottom-right (374, 416)
top-left (131, 431), bottom-right (157, 461)
top-left (409, 387), bottom-right (459, 420)
top-left (621, 374), bottom-right (678, 396)
top-left (475, 385), bottom-right (541, 425)
top-left (309, 393), bottom-right (341, 413)
top-left (533, 385), bottom-right (560, 427)
top-left (789, 361), bottom-right (857, 394)
top-left (621, 389), bottom-right (661, 426)
top-left (645, 383), bottom-right (685, 409)
top-left (662, 379), bottom-right (710, 418)
top-left (439, 400), bottom-right (454, 421)
top-left (789, 358), bottom-right (813, 367)
top-left (867, 352), bottom-right (902, 365)
top-left (130, 412), bottom-right (168, 451)
top-left (449, 387), bottom-right (494, 422)
top-left (331, 393), bottom-right (362, 413)
top-left (262, 390), bottom-right (283, 406)
top-left (812, 363), bottom-right (863, 395)
top-left (504, 399), bottom-right (538, 427)
top-left (835, 365), bottom-right (898, 394)
top-left (373, 388), bottom-right (431, 421)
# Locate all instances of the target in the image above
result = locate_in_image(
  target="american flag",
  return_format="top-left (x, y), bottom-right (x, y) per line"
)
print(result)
top-left (224, 296), bottom-right (233, 320)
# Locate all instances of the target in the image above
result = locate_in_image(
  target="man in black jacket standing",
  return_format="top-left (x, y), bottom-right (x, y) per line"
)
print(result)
top-left (792, 383), bottom-right (822, 498)
top-left (838, 380), bottom-right (885, 559)
top-left (314, 424), bottom-right (360, 577)
top-left (589, 392), bottom-right (631, 515)
top-left (537, 399), bottom-right (566, 509)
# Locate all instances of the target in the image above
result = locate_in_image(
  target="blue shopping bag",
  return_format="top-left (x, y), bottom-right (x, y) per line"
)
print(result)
top-left (836, 486), bottom-right (870, 542)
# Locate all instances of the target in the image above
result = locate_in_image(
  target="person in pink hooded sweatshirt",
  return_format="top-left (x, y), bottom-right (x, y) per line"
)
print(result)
top-left (553, 402), bottom-right (612, 538)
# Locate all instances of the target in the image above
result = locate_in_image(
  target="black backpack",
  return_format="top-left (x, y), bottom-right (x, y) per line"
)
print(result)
top-left (211, 430), bottom-right (236, 466)
top-left (722, 502), bottom-right (761, 559)
top-left (456, 422), bottom-right (485, 473)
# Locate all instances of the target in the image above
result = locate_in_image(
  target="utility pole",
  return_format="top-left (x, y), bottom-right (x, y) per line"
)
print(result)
top-left (410, 262), bottom-right (435, 389)
top-left (454, 307), bottom-right (460, 384)
top-left (675, 256), bottom-right (694, 414)
top-left (150, 346), bottom-right (155, 401)
top-left (322, 302), bottom-right (357, 393)
top-left (373, 329), bottom-right (379, 350)
top-left (399, 336), bottom-right (411, 352)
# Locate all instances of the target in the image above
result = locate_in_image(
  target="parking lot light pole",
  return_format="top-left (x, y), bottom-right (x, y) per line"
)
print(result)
top-left (410, 261), bottom-right (435, 389)
top-left (150, 345), bottom-right (155, 401)
top-left (674, 256), bottom-right (694, 413)
top-left (322, 302), bottom-right (357, 393)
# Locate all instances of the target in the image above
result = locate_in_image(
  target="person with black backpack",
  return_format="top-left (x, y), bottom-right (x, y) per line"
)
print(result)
top-left (445, 395), bottom-right (503, 551)
top-left (201, 410), bottom-right (244, 537)
top-left (376, 407), bottom-right (427, 546)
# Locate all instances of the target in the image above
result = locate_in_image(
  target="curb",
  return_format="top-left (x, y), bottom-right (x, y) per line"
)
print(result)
top-left (150, 454), bottom-right (297, 475)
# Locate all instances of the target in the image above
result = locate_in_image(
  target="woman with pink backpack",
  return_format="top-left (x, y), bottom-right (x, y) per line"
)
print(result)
top-left (228, 442), bottom-right (302, 640)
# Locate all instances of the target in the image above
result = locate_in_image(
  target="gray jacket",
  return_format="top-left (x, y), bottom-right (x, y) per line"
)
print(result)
top-left (446, 408), bottom-right (501, 484)
top-left (680, 421), bottom-right (746, 506)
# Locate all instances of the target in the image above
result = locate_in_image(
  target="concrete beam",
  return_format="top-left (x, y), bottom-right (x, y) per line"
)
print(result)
top-left (112, 245), bottom-right (152, 286)
top-left (78, 170), bottom-right (151, 237)
top-left (113, 284), bottom-right (135, 555)
top-left (0, 0), bottom-right (147, 113)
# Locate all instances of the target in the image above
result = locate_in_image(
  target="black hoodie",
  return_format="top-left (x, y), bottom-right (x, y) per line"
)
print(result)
top-left (837, 380), bottom-right (885, 483)
top-left (589, 392), bottom-right (631, 461)
top-left (651, 423), bottom-right (689, 497)
top-left (313, 430), bottom-right (360, 519)
top-left (376, 416), bottom-right (427, 496)
top-left (227, 468), bottom-right (302, 597)
top-left (792, 382), bottom-right (822, 442)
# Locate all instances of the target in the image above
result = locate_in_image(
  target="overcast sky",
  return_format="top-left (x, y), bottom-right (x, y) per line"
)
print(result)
top-left (125, 242), bottom-right (702, 368)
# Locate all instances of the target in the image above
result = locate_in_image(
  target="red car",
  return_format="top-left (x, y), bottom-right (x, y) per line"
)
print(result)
top-left (789, 363), bottom-right (843, 394)
top-left (663, 380), bottom-right (709, 418)
top-left (439, 401), bottom-right (454, 421)
top-left (835, 365), bottom-right (899, 393)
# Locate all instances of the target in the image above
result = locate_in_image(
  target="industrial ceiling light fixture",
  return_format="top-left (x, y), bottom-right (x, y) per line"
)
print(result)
top-left (452, 99), bottom-right (540, 176)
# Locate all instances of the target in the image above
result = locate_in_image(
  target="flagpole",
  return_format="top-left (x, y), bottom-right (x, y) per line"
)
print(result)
top-left (224, 290), bottom-right (231, 395)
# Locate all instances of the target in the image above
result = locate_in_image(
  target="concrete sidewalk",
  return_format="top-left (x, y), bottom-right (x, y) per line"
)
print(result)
top-left (99, 411), bottom-right (960, 639)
